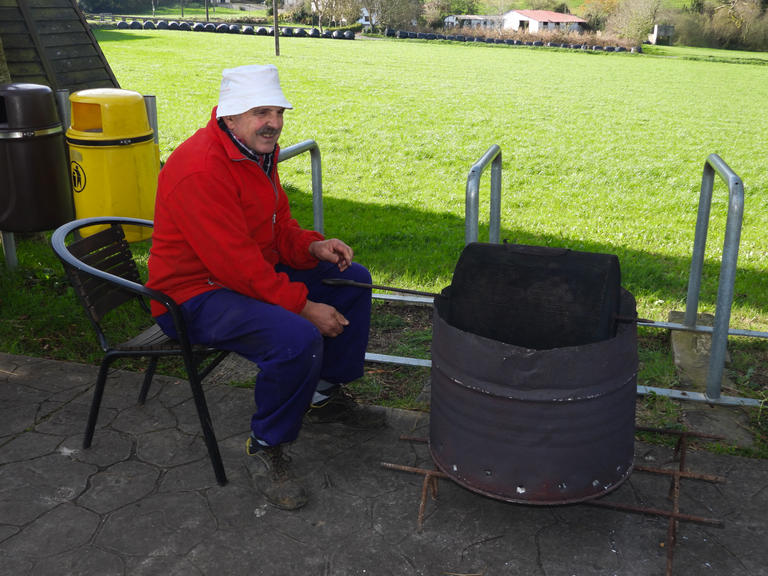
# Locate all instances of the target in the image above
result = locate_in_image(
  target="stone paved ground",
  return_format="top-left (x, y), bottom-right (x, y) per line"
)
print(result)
top-left (2, 352), bottom-right (768, 576)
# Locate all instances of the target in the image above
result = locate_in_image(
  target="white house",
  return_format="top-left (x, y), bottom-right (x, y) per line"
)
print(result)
top-left (502, 10), bottom-right (587, 33)
top-left (357, 7), bottom-right (376, 28)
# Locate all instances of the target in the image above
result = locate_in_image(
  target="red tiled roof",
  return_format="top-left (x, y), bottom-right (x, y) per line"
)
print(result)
top-left (513, 10), bottom-right (586, 23)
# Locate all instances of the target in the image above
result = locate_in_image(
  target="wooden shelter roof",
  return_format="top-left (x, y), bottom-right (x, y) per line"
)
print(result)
top-left (0, 0), bottom-right (118, 91)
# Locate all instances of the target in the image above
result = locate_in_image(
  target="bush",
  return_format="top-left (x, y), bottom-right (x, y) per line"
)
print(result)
top-left (437, 26), bottom-right (637, 49)
top-left (668, 0), bottom-right (768, 50)
top-left (287, 4), bottom-right (313, 25)
top-left (670, 11), bottom-right (717, 47)
top-left (743, 11), bottom-right (768, 50)
top-left (606, 0), bottom-right (661, 44)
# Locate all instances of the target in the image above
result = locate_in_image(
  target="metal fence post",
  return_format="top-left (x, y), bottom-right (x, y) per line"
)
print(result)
top-left (1, 231), bottom-right (18, 269)
top-left (465, 144), bottom-right (502, 245)
top-left (277, 139), bottom-right (324, 234)
top-left (682, 153), bottom-right (744, 400)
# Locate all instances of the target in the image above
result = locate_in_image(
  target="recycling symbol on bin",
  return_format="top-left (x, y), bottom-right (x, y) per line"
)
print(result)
top-left (71, 161), bottom-right (86, 193)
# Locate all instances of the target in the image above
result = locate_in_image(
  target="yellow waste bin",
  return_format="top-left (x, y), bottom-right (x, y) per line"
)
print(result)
top-left (66, 89), bottom-right (159, 241)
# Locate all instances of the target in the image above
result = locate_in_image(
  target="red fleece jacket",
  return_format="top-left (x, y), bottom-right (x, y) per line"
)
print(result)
top-left (147, 107), bottom-right (324, 317)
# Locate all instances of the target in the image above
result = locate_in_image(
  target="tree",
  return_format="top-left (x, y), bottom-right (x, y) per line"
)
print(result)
top-left (359, 0), bottom-right (422, 29)
top-left (712, 0), bottom-right (764, 46)
top-left (386, 0), bottom-right (423, 28)
top-left (335, 0), bottom-right (364, 26)
top-left (312, 0), bottom-right (334, 30)
top-left (422, 0), bottom-right (479, 28)
top-left (577, 0), bottom-right (619, 29)
top-left (606, 0), bottom-right (661, 41)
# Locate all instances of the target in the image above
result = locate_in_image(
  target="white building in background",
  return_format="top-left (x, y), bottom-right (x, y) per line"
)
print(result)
top-left (357, 7), bottom-right (376, 28)
top-left (444, 10), bottom-right (585, 32)
top-left (502, 10), bottom-right (587, 33)
top-left (648, 24), bottom-right (674, 44)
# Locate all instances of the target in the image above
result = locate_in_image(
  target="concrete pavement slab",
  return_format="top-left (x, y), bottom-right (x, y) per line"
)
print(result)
top-left (1, 352), bottom-right (767, 576)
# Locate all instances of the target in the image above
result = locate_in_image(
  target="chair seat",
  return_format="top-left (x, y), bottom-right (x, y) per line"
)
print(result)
top-left (118, 323), bottom-right (173, 350)
top-left (117, 324), bottom-right (219, 355)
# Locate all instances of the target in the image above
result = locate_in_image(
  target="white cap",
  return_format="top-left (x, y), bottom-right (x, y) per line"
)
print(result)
top-left (216, 64), bottom-right (292, 118)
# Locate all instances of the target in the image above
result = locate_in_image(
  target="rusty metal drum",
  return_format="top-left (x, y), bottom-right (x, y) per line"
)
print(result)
top-left (429, 243), bottom-right (638, 504)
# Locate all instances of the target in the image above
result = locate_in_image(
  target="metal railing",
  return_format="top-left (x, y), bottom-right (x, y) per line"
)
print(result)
top-left (278, 139), bottom-right (324, 234)
top-left (637, 154), bottom-right (766, 406)
top-left (279, 146), bottom-right (766, 406)
top-left (362, 146), bottom-right (506, 368)
top-left (465, 144), bottom-right (502, 245)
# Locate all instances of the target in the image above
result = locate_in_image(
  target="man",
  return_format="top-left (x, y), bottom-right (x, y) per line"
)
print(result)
top-left (147, 64), bottom-right (383, 510)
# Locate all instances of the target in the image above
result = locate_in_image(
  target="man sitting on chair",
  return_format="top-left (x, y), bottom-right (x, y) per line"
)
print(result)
top-left (147, 64), bottom-right (384, 511)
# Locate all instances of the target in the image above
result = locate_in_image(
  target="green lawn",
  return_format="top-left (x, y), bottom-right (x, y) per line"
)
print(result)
top-left (643, 43), bottom-right (768, 64)
top-left (2, 31), bottom-right (767, 425)
top-left (94, 30), bottom-right (768, 331)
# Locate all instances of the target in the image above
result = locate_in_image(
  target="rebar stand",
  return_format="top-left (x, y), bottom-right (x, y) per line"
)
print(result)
top-left (381, 428), bottom-right (725, 576)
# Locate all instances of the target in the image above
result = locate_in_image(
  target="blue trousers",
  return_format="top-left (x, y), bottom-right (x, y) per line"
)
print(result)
top-left (155, 261), bottom-right (372, 446)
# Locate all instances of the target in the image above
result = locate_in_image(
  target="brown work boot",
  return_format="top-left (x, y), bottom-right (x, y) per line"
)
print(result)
top-left (305, 387), bottom-right (386, 429)
top-left (246, 438), bottom-right (308, 510)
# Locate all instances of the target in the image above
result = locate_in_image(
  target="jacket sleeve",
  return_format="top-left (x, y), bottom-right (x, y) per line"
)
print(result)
top-left (163, 169), bottom-right (313, 314)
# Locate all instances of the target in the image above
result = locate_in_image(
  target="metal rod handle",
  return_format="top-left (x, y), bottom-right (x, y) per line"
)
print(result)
top-left (322, 278), bottom-right (438, 298)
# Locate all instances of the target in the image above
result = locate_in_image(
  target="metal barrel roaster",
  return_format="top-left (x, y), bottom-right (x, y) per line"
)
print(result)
top-left (429, 243), bottom-right (639, 505)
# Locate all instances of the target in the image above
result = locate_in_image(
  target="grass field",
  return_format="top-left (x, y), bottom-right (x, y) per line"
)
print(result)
top-left (2, 31), bottom-right (767, 438)
top-left (93, 30), bottom-right (768, 327)
top-left (643, 44), bottom-right (768, 64)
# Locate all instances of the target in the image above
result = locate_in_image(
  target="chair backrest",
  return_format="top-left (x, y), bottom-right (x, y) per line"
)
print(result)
top-left (63, 224), bottom-right (145, 325)
top-left (52, 219), bottom-right (157, 352)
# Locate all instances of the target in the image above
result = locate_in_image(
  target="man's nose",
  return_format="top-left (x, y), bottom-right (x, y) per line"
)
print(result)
top-left (265, 112), bottom-right (282, 126)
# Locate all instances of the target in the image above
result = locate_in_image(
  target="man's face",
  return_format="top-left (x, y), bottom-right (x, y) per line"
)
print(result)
top-left (223, 106), bottom-right (285, 154)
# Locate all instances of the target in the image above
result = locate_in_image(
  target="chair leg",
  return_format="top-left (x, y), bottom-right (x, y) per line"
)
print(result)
top-left (84, 356), bottom-right (113, 449)
top-left (138, 357), bottom-right (159, 405)
top-left (186, 369), bottom-right (228, 486)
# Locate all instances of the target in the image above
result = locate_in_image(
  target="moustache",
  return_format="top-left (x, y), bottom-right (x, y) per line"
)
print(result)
top-left (256, 127), bottom-right (280, 138)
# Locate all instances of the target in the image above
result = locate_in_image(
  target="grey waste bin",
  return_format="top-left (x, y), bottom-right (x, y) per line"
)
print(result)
top-left (0, 83), bottom-right (74, 232)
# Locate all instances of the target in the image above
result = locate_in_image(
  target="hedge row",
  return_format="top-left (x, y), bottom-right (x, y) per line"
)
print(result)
top-left (383, 29), bottom-right (641, 53)
top-left (115, 20), bottom-right (355, 39)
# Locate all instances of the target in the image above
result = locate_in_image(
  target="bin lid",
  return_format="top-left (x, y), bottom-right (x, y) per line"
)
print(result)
top-left (67, 88), bottom-right (152, 141)
top-left (0, 83), bottom-right (62, 130)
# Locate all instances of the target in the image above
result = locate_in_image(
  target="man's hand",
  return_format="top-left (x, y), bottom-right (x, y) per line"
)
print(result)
top-left (309, 239), bottom-right (353, 271)
top-left (300, 300), bottom-right (349, 337)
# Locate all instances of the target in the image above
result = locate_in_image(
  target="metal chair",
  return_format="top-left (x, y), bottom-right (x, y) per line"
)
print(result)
top-left (51, 216), bottom-right (230, 485)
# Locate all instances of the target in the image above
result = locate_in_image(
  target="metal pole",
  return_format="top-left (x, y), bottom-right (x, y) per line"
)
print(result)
top-left (683, 166), bottom-right (713, 327)
top-left (465, 144), bottom-right (502, 245)
top-left (681, 154), bottom-right (744, 400)
top-left (273, 0), bottom-right (280, 56)
top-left (310, 147), bottom-right (323, 233)
top-left (489, 149), bottom-right (502, 244)
top-left (143, 95), bottom-right (159, 145)
top-left (465, 170), bottom-right (480, 245)
top-left (1, 231), bottom-right (18, 270)
top-left (707, 157), bottom-right (744, 399)
top-left (55, 89), bottom-right (70, 131)
top-left (277, 139), bottom-right (323, 233)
